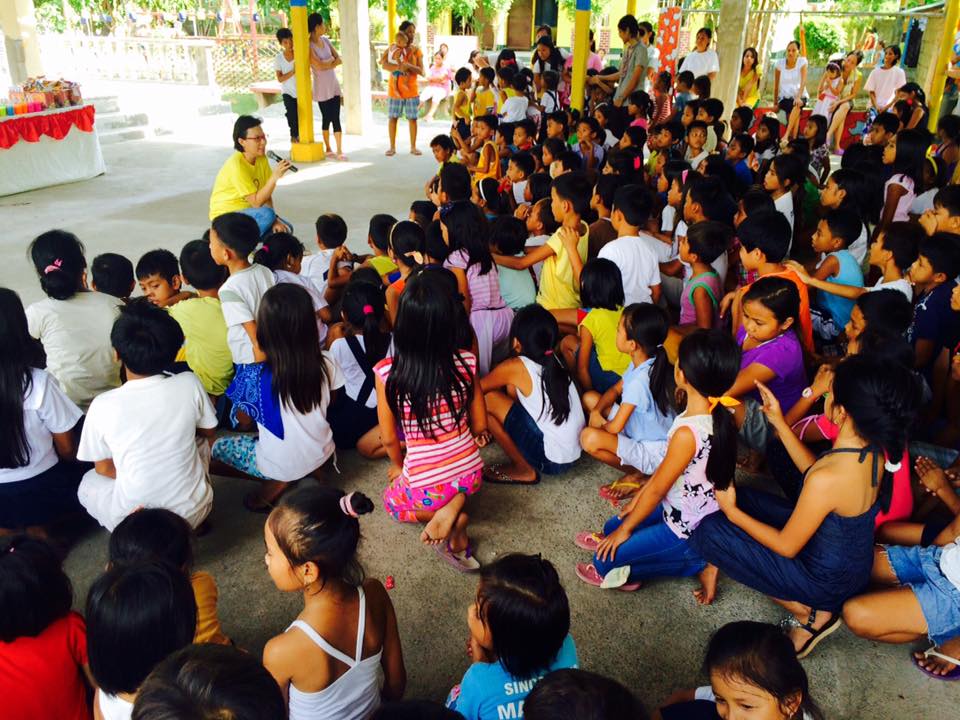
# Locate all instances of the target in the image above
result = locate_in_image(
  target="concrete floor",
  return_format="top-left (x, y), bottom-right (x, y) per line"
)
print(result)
top-left (3, 111), bottom-right (959, 719)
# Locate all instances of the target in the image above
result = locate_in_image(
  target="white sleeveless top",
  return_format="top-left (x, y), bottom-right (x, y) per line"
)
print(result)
top-left (287, 587), bottom-right (384, 720)
top-left (98, 691), bottom-right (133, 720)
top-left (516, 356), bottom-right (585, 465)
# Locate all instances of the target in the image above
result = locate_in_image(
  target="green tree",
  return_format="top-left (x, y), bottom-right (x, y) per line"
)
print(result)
top-left (795, 20), bottom-right (842, 64)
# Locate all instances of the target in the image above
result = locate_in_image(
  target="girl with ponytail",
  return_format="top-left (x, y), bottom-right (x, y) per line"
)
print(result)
top-left (574, 328), bottom-right (741, 600)
top-left (327, 279), bottom-right (391, 458)
top-left (263, 486), bottom-right (406, 719)
top-left (480, 305), bottom-right (585, 484)
top-left (384, 220), bottom-right (424, 327)
top-left (691, 354), bottom-right (920, 659)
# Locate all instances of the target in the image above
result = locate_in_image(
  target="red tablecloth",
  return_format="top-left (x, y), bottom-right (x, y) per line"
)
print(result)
top-left (0, 105), bottom-right (95, 150)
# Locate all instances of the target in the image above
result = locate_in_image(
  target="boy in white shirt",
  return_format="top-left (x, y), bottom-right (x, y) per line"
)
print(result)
top-left (598, 186), bottom-right (661, 306)
top-left (77, 300), bottom-right (217, 531)
top-left (300, 212), bottom-right (353, 304)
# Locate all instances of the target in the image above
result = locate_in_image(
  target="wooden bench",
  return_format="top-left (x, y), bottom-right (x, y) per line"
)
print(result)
top-left (753, 106), bottom-right (869, 150)
top-left (250, 81), bottom-right (282, 110)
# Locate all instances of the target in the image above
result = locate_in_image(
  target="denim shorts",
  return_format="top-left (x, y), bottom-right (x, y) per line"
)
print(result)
top-left (503, 402), bottom-right (575, 475)
top-left (577, 346), bottom-right (620, 394)
top-left (886, 544), bottom-right (960, 646)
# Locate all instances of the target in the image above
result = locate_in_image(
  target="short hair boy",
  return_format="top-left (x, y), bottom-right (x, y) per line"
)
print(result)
top-left (136, 249), bottom-right (183, 307)
top-left (92, 253), bottom-right (135, 301)
top-left (599, 185), bottom-right (661, 305)
top-left (920, 185), bottom-right (960, 236)
top-left (301, 213), bottom-right (351, 299)
top-left (907, 233), bottom-right (960, 371)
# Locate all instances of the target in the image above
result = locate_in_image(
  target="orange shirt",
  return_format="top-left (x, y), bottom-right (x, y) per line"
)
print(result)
top-left (388, 46), bottom-right (422, 100)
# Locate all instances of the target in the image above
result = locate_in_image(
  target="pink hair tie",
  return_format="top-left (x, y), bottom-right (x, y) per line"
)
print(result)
top-left (262, 245), bottom-right (270, 253)
top-left (681, 170), bottom-right (689, 184)
top-left (340, 493), bottom-right (360, 518)
top-left (633, 156), bottom-right (642, 170)
top-left (544, 349), bottom-right (554, 356)
top-left (362, 304), bottom-right (374, 315)
top-left (43, 258), bottom-right (62, 275)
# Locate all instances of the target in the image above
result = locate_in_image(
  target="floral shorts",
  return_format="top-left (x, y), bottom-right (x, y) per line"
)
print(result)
top-left (212, 435), bottom-right (267, 480)
top-left (383, 469), bottom-right (482, 523)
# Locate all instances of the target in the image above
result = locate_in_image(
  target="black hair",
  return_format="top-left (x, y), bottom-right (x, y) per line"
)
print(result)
top-left (307, 12), bottom-right (328, 33)
top-left (820, 208), bottom-right (862, 248)
top-left (872, 111), bottom-right (900, 137)
top-left (92, 253), bottom-right (135, 298)
top-left (935, 185), bottom-right (960, 217)
top-left (692, 75), bottom-right (712, 99)
top-left (628, 90), bottom-right (652, 120)
top-left (542, 69), bottom-right (560, 91)
top-left (440, 163), bottom-right (472, 202)
top-left (552, 171), bottom-right (592, 217)
top-left (595, 102), bottom-right (626, 139)
top-left (232, 115), bottom-right (262, 153)
top-left (28, 229), bottom-right (86, 300)
top-left (510, 152), bottom-right (536, 178)
top-left (489, 216), bottom-right (528, 256)
top-left (853, 327), bottom-right (915, 368)
top-left (556, 150), bottom-right (583, 174)
top-left (441, 201), bottom-right (492, 275)
top-left (424, 220), bottom-right (450, 264)
top-left (593, 174), bottom-right (621, 211)
top-left (755, 115), bottom-right (781, 152)
top-left (939, 114), bottom-right (960, 143)
top-left (527, 172), bottom-right (553, 204)
top-left (612, 184), bottom-right (652, 226)
top-left (617, 14), bottom-right (640, 36)
top-left (454, 67), bottom-right (472, 85)
top-left (621, 304), bottom-right (675, 416)
top-left (704, 622), bottom-right (824, 720)
top-left (683, 99), bottom-right (703, 121)
top-left (687, 176), bottom-right (736, 225)
top-left (890, 128), bottom-right (928, 188)
top-left (315, 213), bottom-right (347, 248)
top-left (879, 221), bottom-right (922, 271)
top-left (833, 354), bottom-right (919, 512)
top-left (677, 330), bottom-right (742, 489)
top-left (580, 258), bottom-right (624, 311)
top-left (542, 138), bottom-right (566, 164)
top-left (804, 114), bottom-right (828, 150)
top-left (524, 669), bottom-right (646, 720)
top-left (604, 148), bottom-right (643, 182)
top-left (111, 299), bottom-right (184, 375)
top-left (410, 200), bottom-right (437, 229)
top-left (731, 106), bottom-right (754, 132)
top-left (276, 27), bottom-right (292, 42)
top-left (369, 213), bottom-right (398, 253)
top-left (663, 159), bottom-right (692, 192)
top-left (828, 167), bottom-right (881, 226)
top-left (738, 210), bottom-right (791, 262)
top-left (510, 306), bottom-right (573, 425)
top-left (398, 19), bottom-right (414, 33)
top-left (350, 266), bottom-right (385, 289)
top-left (885, 44), bottom-right (902, 63)
top-left (547, 110), bottom-right (569, 135)
top-left (742, 276), bottom-right (801, 337)
top-left (341, 279), bottom-right (391, 367)
top-left (702, 156), bottom-right (741, 197)
top-left (86, 562), bottom-right (198, 695)
top-left (514, 118), bottom-right (538, 140)
top-left (532, 197), bottom-right (560, 236)
top-left (252, 231), bottom-right (304, 270)
top-left (179, 240), bottom-right (227, 291)
top-left (687, 119), bottom-right (708, 137)
top-left (700, 97), bottom-right (723, 121)
top-left (676, 70), bottom-right (695, 88)
top-left (686, 221), bottom-right (731, 264)
top-left (133, 643), bottom-right (286, 720)
top-left (109, 509), bottom-right (193, 572)
top-left (840, 142), bottom-right (884, 174)
top-left (739, 186), bottom-right (776, 217)
top-left (769, 152), bottom-right (805, 191)
top-left (211, 212), bottom-right (260, 257)
top-left (388, 270), bottom-right (474, 437)
top-left (268, 485), bottom-right (373, 588)
top-left (388, 219), bottom-right (426, 271)
top-left (622, 125), bottom-right (647, 148)
top-left (0, 535), bottom-right (73, 642)
top-left (257, 284), bottom-right (330, 413)
top-left (476, 553), bottom-right (570, 680)
top-left (0, 289), bottom-right (46, 470)
top-left (372, 701), bottom-right (465, 720)
top-left (855, 288), bottom-right (913, 337)
top-left (479, 66), bottom-right (496, 83)
top-left (477, 177), bottom-right (505, 216)
top-left (429, 133), bottom-right (456, 154)
top-left (919, 233), bottom-right (960, 279)
top-left (475, 114), bottom-right (499, 132)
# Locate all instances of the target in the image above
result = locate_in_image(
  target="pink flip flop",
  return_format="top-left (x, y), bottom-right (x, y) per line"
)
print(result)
top-left (575, 562), bottom-right (641, 591)
top-left (435, 542), bottom-right (481, 573)
top-left (574, 531), bottom-right (603, 552)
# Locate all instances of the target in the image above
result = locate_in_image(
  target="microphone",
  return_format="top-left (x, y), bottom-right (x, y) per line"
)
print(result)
top-left (267, 150), bottom-right (299, 173)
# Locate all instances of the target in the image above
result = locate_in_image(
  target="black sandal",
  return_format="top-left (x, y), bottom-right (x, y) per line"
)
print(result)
top-left (788, 610), bottom-right (842, 659)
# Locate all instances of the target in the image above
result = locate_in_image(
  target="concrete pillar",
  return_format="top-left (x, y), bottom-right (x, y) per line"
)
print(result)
top-left (570, 0), bottom-right (590, 112)
top-left (929, 0), bottom-right (960, 128)
top-left (339, 0), bottom-right (372, 136)
top-left (0, 0), bottom-right (44, 83)
top-left (714, 0), bottom-right (749, 120)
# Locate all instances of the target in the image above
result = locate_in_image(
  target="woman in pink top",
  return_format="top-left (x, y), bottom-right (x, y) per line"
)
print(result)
top-left (308, 13), bottom-right (345, 160)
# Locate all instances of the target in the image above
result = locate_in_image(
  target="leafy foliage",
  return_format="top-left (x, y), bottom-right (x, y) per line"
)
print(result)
top-left (796, 20), bottom-right (842, 64)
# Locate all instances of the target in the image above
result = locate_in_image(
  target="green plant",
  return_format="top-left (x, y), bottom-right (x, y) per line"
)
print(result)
top-left (795, 20), bottom-right (842, 64)
top-left (558, 0), bottom-right (614, 21)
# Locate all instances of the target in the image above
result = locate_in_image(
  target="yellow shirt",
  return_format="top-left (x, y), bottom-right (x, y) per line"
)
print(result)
top-left (168, 296), bottom-right (235, 395)
top-left (209, 152), bottom-right (272, 220)
top-left (580, 307), bottom-right (630, 374)
top-left (453, 89), bottom-right (471, 120)
top-left (192, 571), bottom-right (231, 645)
top-left (537, 222), bottom-right (589, 310)
top-left (473, 88), bottom-right (496, 117)
top-left (369, 254), bottom-right (398, 277)
top-left (739, 69), bottom-right (761, 108)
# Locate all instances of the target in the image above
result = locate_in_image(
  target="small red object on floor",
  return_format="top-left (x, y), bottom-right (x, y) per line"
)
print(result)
top-left (385, 575), bottom-right (395, 590)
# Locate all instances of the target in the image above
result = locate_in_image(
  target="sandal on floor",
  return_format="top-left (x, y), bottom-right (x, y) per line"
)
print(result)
top-left (598, 479), bottom-right (644, 502)
top-left (482, 465), bottom-right (541, 486)
top-left (575, 562), bottom-right (641, 591)
top-left (913, 646), bottom-right (960, 680)
top-left (574, 531), bottom-right (603, 552)
top-left (783, 611), bottom-right (842, 659)
top-left (385, 149), bottom-right (396, 157)
top-left (410, 148), bottom-right (422, 155)
top-left (337, 153), bottom-right (348, 161)
top-left (242, 491), bottom-right (278, 514)
top-left (435, 542), bottom-right (481, 573)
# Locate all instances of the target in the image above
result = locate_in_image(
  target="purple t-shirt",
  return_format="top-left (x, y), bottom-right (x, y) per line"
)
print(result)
top-left (737, 326), bottom-right (806, 412)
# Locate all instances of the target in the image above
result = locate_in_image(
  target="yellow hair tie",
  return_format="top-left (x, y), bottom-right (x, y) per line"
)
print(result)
top-left (708, 396), bottom-right (741, 412)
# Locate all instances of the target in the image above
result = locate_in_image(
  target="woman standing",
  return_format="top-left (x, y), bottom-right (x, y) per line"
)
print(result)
top-left (864, 45), bottom-right (906, 125)
top-left (600, 15), bottom-right (648, 109)
top-left (308, 13), bottom-right (346, 161)
top-left (774, 40), bottom-right (808, 141)
top-left (421, 51), bottom-right (453, 123)
top-left (826, 50), bottom-right (864, 152)
top-left (737, 47), bottom-right (761, 109)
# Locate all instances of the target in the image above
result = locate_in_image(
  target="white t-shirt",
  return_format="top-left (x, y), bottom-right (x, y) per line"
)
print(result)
top-left (330, 335), bottom-right (379, 409)
top-left (678, 50), bottom-right (719, 78)
top-left (774, 56), bottom-right (808, 100)
top-left (77, 372), bottom-right (217, 529)
top-left (870, 276), bottom-right (913, 301)
top-left (911, 188), bottom-right (937, 216)
top-left (516, 356), bottom-right (585, 464)
top-left (256, 355), bottom-right (344, 480)
top-left (850, 222), bottom-right (869, 266)
top-left (526, 234), bottom-right (550, 282)
top-left (274, 269), bottom-right (329, 346)
top-left (301, 248), bottom-right (352, 297)
top-left (220, 264), bottom-right (276, 364)
top-left (501, 95), bottom-right (529, 123)
top-left (598, 234), bottom-right (661, 305)
top-left (1, 368), bottom-right (82, 484)
top-left (25, 291), bottom-right (121, 412)
top-left (864, 65), bottom-right (907, 110)
top-left (98, 691), bottom-right (133, 720)
top-left (541, 90), bottom-right (560, 115)
top-left (512, 180), bottom-right (529, 207)
top-left (274, 52), bottom-right (297, 97)
top-left (940, 540), bottom-right (960, 592)
top-left (774, 191), bottom-right (795, 237)
top-left (661, 205), bottom-right (678, 235)
top-left (694, 687), bottom-right (814, 720)
top-left (603, 128), bottom-right (618, 150)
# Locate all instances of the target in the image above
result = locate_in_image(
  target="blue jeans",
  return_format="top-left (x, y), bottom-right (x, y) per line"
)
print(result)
top-left (239, 207), bottom-right (293, 238)
top-left (502, 402), bottom-right (575, 475)
top-left (886, 544), bottom-right (960, 646)
top-left (593, 509), bottom-right (706, 582)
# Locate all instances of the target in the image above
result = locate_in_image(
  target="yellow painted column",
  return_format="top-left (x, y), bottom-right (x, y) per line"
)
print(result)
top-left (388, 0), bottom-right (397, 40)
top-left (929, 0), bottom-right (960, 130)
top-left (626, 0), bottom-right (636, 16)
top-left (570, 0), bottom-right (591, 112)
top-left (290, 0), bottom-right (325, 162)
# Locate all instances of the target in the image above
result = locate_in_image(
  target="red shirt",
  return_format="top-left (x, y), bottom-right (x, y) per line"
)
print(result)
top-left (1, 612), bottom-right (91, 720)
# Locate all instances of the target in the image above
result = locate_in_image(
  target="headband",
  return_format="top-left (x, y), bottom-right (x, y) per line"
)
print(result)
top-left (681, 170), bottom-right (689, 185)
top-left (707, 396), bottom-right (740, 412)
top-left (43, 258), bottom-right (63, 275)
top-left (478, 180), bottom-right (488, 202)
top-left (339, 492), bottom-right (360, 518)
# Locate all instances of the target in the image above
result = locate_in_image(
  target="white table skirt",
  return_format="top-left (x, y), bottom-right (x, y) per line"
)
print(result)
top-left (0, 124), bottom-right (106, 197)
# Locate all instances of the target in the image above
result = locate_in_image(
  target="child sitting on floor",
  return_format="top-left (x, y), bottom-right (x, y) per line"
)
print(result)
top-left (364, 213), bottom-right (400, 282)
top-left (488, 216), bottom-right (536, 310)
top-left (806, 208), bottom-right (865, 343)
top-left (300, 213), bottom-right (353, 302)
top-left (136, 249), bottom-right (187, 308)
top-left (677, 221), bottom-right (730, 331)
top-left (91, 252), bottom-right (135, 302)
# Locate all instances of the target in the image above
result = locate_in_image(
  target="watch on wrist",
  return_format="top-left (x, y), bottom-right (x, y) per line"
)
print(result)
top-left (801, 387), bottom-right (814, 399)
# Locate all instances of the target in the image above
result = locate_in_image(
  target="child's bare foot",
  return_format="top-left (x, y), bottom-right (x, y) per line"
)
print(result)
top-left (420, 493), bottom-right (465, 546)
top-left (694, 564), bottom-right (719, 605)
top-left (599, 473), bottom-right (647, 505)
top-left (915, 636), bottom-right (960, 676)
